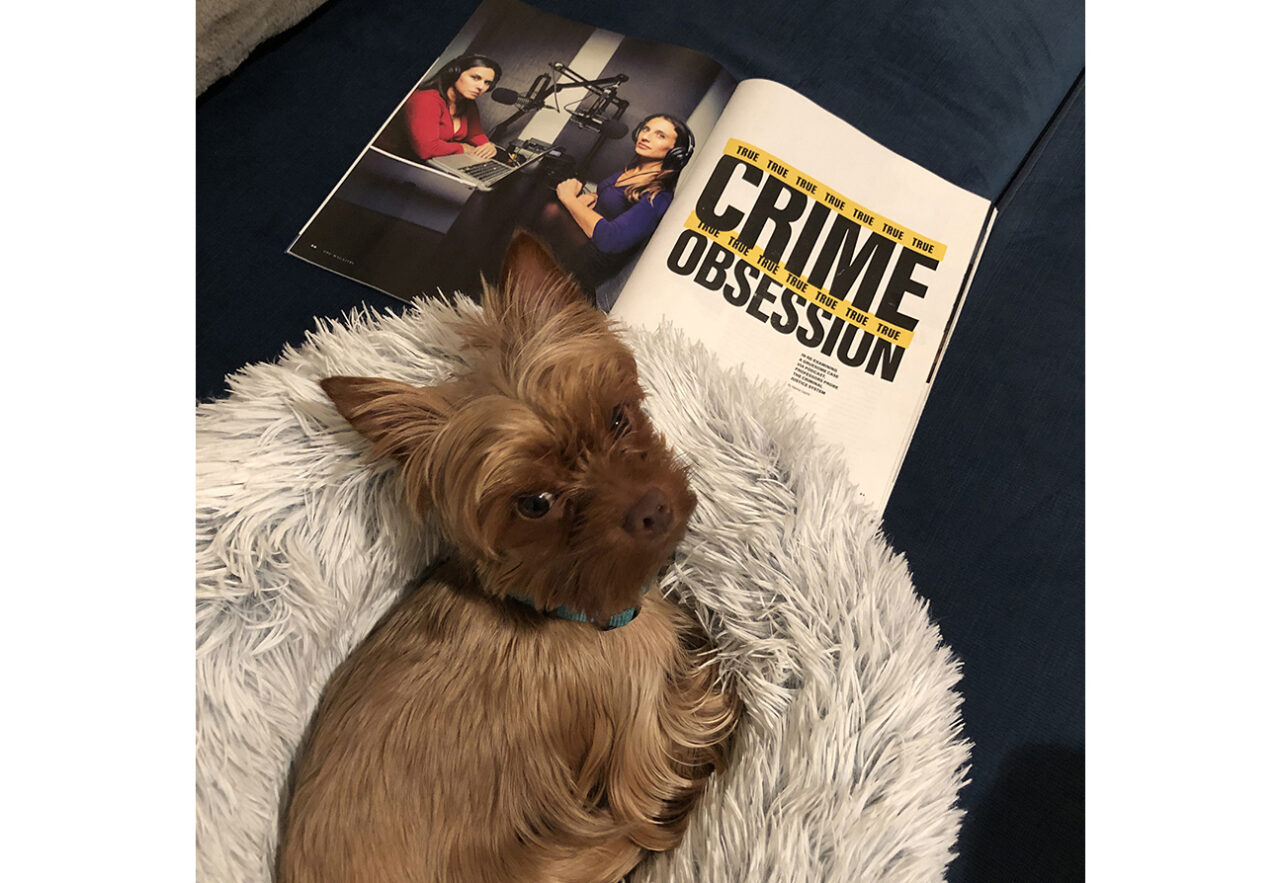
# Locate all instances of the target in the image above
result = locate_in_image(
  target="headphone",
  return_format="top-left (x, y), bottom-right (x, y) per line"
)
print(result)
top-left (432, 54), bottom-right (503, 95)
top-left (631, 114), bottom-right (695, 171)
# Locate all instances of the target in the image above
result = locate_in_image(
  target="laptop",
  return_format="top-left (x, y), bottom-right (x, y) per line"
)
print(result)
top-left (428, 138), bottom-right (556, 191)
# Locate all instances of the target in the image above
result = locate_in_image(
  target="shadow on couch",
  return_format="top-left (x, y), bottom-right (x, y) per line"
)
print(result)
top-left (959, 743), bottom-right (1085, 882)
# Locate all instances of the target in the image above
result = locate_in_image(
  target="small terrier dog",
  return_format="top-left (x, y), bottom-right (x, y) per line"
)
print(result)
top-left (278, 233), bottom-right (739, 883)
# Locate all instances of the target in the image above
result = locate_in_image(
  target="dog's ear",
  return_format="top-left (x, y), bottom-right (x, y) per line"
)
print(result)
top-left (491, 230), bottom-right (586, 321)
top-left (320, 376), bottom-right (456, 464)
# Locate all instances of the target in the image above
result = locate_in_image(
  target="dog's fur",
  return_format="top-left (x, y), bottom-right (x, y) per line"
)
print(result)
top-left (276, 233), bottom-right (739, 883)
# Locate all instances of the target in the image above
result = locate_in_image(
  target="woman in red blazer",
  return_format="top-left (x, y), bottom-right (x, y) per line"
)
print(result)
top-left (403, 54), bottom-right (503, 161)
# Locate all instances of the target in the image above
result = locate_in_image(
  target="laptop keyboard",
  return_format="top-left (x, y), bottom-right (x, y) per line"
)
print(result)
top-left (458, 160), bottom-right (513, 182)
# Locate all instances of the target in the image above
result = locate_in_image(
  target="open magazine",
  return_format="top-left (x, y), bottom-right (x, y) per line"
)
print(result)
top-left (289, 0), bottom-right (996, 514)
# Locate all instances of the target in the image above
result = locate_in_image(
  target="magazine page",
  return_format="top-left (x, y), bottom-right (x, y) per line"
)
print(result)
top-left (288, 0), bottom-right (736, 303)
top-left (611, 79), bottom-right (996, 514)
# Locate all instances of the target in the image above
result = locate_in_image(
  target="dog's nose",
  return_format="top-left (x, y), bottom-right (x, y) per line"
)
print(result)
top-left (622, 488), bottom-right (672, 539)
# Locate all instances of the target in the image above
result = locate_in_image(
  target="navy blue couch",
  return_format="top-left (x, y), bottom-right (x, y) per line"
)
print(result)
top-left (197, 0), bottom-right (1084, 877)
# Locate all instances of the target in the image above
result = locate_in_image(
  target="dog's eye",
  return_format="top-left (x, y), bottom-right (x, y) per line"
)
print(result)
top-left (610, 405), bottom-right (630, 435)
top-left (516, 492), bottom-right (555, 519)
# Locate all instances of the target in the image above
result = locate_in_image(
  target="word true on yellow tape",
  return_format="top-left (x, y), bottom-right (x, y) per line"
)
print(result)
top-left (684, 212), bottom-right (917, 349)
top-left (725, 138), bottom-right (947, 262)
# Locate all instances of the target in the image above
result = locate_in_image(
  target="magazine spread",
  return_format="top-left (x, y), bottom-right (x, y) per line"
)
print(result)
top-left (288, 0), bottom-right (995, 514)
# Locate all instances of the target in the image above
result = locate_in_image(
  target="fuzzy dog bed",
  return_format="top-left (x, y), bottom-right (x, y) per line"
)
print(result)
top-left (196, 297), bottom-right (969, 882)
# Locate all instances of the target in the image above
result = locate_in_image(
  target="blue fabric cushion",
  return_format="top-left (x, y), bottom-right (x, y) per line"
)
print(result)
top-left (884, 79), bottom-right (1085, 882)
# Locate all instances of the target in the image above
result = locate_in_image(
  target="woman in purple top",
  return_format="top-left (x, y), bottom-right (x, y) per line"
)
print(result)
top-left (539, 113), bottom-right (695, 297)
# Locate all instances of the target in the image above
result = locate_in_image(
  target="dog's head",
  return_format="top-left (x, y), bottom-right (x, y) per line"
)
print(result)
top-left (321, 232), bottom-right (696, 626)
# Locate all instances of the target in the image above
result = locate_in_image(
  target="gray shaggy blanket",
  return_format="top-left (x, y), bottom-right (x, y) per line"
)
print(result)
top-left (197, 0), bottom-right (328, 94)
top-left (196, 298), bottom-right (969, 882)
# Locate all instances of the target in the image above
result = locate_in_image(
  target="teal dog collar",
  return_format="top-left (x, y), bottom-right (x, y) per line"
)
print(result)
top-left (509, 581), bottom-right (652, 630)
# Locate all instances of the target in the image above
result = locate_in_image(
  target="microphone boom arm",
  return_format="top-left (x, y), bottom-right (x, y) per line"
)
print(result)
top-left (490, 61), bottom-right (629, 142)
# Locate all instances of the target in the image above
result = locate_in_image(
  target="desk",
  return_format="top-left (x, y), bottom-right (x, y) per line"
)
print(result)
top-left (290, 149), bottom-right (562, 301)
top-left (335, 148), bottom-right (480, 233)
top-left (421, 162), bottom-right (562, 296)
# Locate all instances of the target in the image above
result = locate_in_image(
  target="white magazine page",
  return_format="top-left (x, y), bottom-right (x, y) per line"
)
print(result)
top-left (612, 79), bottom-right (993, 513)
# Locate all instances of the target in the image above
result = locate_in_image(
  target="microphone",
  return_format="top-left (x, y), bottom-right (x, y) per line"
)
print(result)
top-left (489, 87), bottom-right (521, 106)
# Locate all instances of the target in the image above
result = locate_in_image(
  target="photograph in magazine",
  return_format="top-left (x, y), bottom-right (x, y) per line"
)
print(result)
top-left (289, 0), bottom-right (734, 308)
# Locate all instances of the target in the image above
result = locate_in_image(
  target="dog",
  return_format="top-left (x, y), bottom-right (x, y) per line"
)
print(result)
top-left (277, 232), bottom-right (739, 883)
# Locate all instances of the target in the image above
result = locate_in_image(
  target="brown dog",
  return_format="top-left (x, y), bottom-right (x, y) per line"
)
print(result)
top-left (277, 233), bottom-right (739, 883)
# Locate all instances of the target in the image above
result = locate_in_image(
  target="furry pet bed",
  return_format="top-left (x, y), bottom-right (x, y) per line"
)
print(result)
top-left (196, 298), bottom-right (969, 882)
